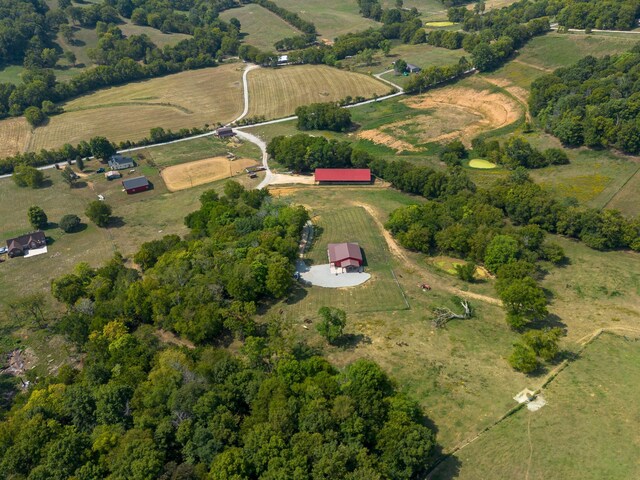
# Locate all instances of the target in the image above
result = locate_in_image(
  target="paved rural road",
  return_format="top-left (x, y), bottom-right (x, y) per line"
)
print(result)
top-left (550, 23), bottom-right (640, 34)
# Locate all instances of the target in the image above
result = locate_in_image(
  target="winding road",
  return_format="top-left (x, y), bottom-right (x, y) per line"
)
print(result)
top-left (0, 63), bottom-right (405, 184)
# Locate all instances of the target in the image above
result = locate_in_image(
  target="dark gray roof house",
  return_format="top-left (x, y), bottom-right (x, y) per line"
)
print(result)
top-left (122, 176), bottom-right (150, 194)
top-left (108, 154), bottom-right (135, 170)
top-left (6, 231), bottom-right (46, 258)
top-left (406, 63), bottom-right (421, 73)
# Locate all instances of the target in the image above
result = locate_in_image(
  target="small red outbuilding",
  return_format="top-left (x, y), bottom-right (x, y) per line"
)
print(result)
top-left (328, 242), bottom-right (363, 273)
top-left (122, 176), bottom-right (150, 194)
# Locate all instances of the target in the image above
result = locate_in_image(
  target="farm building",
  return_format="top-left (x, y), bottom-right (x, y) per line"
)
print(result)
top-left (407, 63), bottom-right (421, 73)
top-left (5, 231), bottom-right (46, 258)
top-left (108, 154), bottom-right (135, 170)
top-left (315, 168), bottom-right (372, 184)
top-left (105, 170), bottom-right (122, 180)
top-left (277, 55), bottom-right (289, 64)
top-left (328, 242), bottom-right (363, 274)
top-left (122, 176), bottom-right (150, 194)
top-left (216, 126), bottom-right (236, 138)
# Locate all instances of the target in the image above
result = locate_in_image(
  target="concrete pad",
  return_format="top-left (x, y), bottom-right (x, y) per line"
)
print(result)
top-left (23, 246), bottom-right (48, 258)
top-left (297, 261), bottom-right (370, 288)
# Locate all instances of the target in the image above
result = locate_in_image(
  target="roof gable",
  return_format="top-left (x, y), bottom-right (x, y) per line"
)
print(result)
top-left (122, 176), bottom-right (149, 189)
top-left (315, 169), bottom-right (371, 182)
top-left (328, 242), bottom-right (362, 263)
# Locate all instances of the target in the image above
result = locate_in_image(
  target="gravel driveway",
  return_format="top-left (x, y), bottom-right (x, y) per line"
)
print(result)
top-left (296, 261), bottom-right (370, 288)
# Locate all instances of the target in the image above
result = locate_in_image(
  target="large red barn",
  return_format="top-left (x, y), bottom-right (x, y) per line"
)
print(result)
top-left (314, 168), bottom-right (371, 184)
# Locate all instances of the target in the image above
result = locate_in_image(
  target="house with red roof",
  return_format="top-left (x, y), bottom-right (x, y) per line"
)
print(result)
top-left (314, 168), bottom-right (372, 184)
top-left (328, 242), bottom-right (363, 274)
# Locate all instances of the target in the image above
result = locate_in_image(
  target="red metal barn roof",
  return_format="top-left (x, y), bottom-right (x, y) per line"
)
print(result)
top-left (315, 168), bottom-right (371, 182)
top-left (328, 243), bottom-right (363, 264)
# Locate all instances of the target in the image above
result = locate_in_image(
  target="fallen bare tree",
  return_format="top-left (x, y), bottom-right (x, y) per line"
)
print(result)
top-left (432, 298), bottom-right (473, 328)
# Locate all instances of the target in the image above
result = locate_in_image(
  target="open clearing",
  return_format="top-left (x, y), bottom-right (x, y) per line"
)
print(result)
top-left (118, 20), bottom-right (192, 47)
top-left (469, 159), bottom-right (497, 169)
top-left (246, 65), bottom-right (390, 119)
top-left (270, 0), bottom-right (380, 39)
top-left (0, 65), bottom-right (245, 154)
top-left (220, 4), bottom-right (300, 50)
top-left (432, 333), bottom-right (640, 480)
top-left (605, 166), bottom-right (640, 217)
top-left (424, 21), bottom-right (456, 27)
top-left (161, 156), bottom-right (258, 191)
top-left (358, 78), bottom-right (522, 151)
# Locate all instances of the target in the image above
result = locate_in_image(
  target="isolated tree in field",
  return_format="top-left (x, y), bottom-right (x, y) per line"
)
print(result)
top-left (60, 214), bottom-right (81, 233)
top-left (61, 165), bottom-right (77, 187)
top-left (7, 293), bottom-right (47, 327)
top-left (13, 165), bottom-right (45, 188)
top-left (24, 106), bottom-right (47, 127)
top-left (75, 157), bottom-right (84, 171)
top-left (316, 306), bottom-right (347, 344)
top-left (380, 39), bottom-right (392, 56)
top-left (521, 327), bottom-right (563, 362)
top-left (394, 59), bottom-right (407, 73)
top-left (28, 205), bottom-right (48, 229)
top-left (86, 201), bottom-right (112, 227)
top-left (455, 262), bottom-right (476, 282)
top-left (89, 136), bottom-right (116, 160)
top-left (60, 24), bottom-right (74, 43)
top-left (508, 342), bottom-right (539, 373)
top-left (499, 277), bottom-right (548, 329)
top-left (64, 50), bottom-right (77, 66)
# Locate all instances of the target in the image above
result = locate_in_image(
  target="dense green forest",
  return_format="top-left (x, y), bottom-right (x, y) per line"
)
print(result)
top-left (0, 182), bottom-right (436, 479)
top-left (531, 45), bottom-right (640, 153)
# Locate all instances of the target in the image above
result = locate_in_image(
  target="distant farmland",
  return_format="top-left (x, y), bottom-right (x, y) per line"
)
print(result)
top-left (246, 65), bottom-right (390, 119)
top-left (0, 64), bottom-right (391, 155)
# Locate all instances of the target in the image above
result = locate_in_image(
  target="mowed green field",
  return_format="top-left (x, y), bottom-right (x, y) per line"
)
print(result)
top-left (271, 186), bottom-right (531, 450)
top-left (294, 204), bottom-right (409, 315)
top-left (270, 0), bottom-right (380, 39)
top-left (432, 333), bottom-right (640, 480)
top-left (220, 4), bottom-right (301, 50)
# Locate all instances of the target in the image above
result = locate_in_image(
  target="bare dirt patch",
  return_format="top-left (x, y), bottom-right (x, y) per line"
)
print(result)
top-left (357, 129), bottom-right (421, 153)
top-left (160, 156), bottom-right (258, 191)
top-left (403, 84), bottom-right (522, 146)
top-left (2, 348), bottom-right (37, 378)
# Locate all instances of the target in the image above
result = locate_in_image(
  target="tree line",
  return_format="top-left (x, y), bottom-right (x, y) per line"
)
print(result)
top-left (0, 124), bottom-right (213, 175)
top-left (295, 102), bottom-right (353, 132)
top-left (531, 46), bottom-right (640, 153)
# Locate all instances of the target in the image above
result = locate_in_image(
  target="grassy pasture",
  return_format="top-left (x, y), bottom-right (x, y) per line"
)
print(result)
top-left (271, 186), bottom-right (529, 449)
top-left (220, 4), bottom-right (300, 50)
top-left (270, 0), bottom-right (380, 39)
top-left (0, 118), bottom-right (31, 158)
top-left (246, 65), bottom-right (390, 119)
top-left (432, 333), bottom-right (640, 480)
top-left (118, 20), bottom-right (192, 47)
top-left (605, 166), bottom-right (640, 217)
top-left (340, 42), bottom-right (466, 80)
top-left (0, 65), bottom-right (245, 155)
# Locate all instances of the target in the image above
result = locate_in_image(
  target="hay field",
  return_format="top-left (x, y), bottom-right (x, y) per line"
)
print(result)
top-left (246, 65), bottom-right (389, 119)
top-left (161, 156), bottom-right (258, 191)
top-left (220, 4), bottom-right (300, 50)
top-left (0, 118), bottom-right (31, 157)
top-left (605, 167), bottom-right (640, 217)
top-left (271, 0), bottom-right (379, 39)
top-left (6, 65), bottom-right (244, 153)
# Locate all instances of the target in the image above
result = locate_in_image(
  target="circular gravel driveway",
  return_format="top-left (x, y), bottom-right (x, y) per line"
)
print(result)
top-left (296, 261), bottom-right (370, 288)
